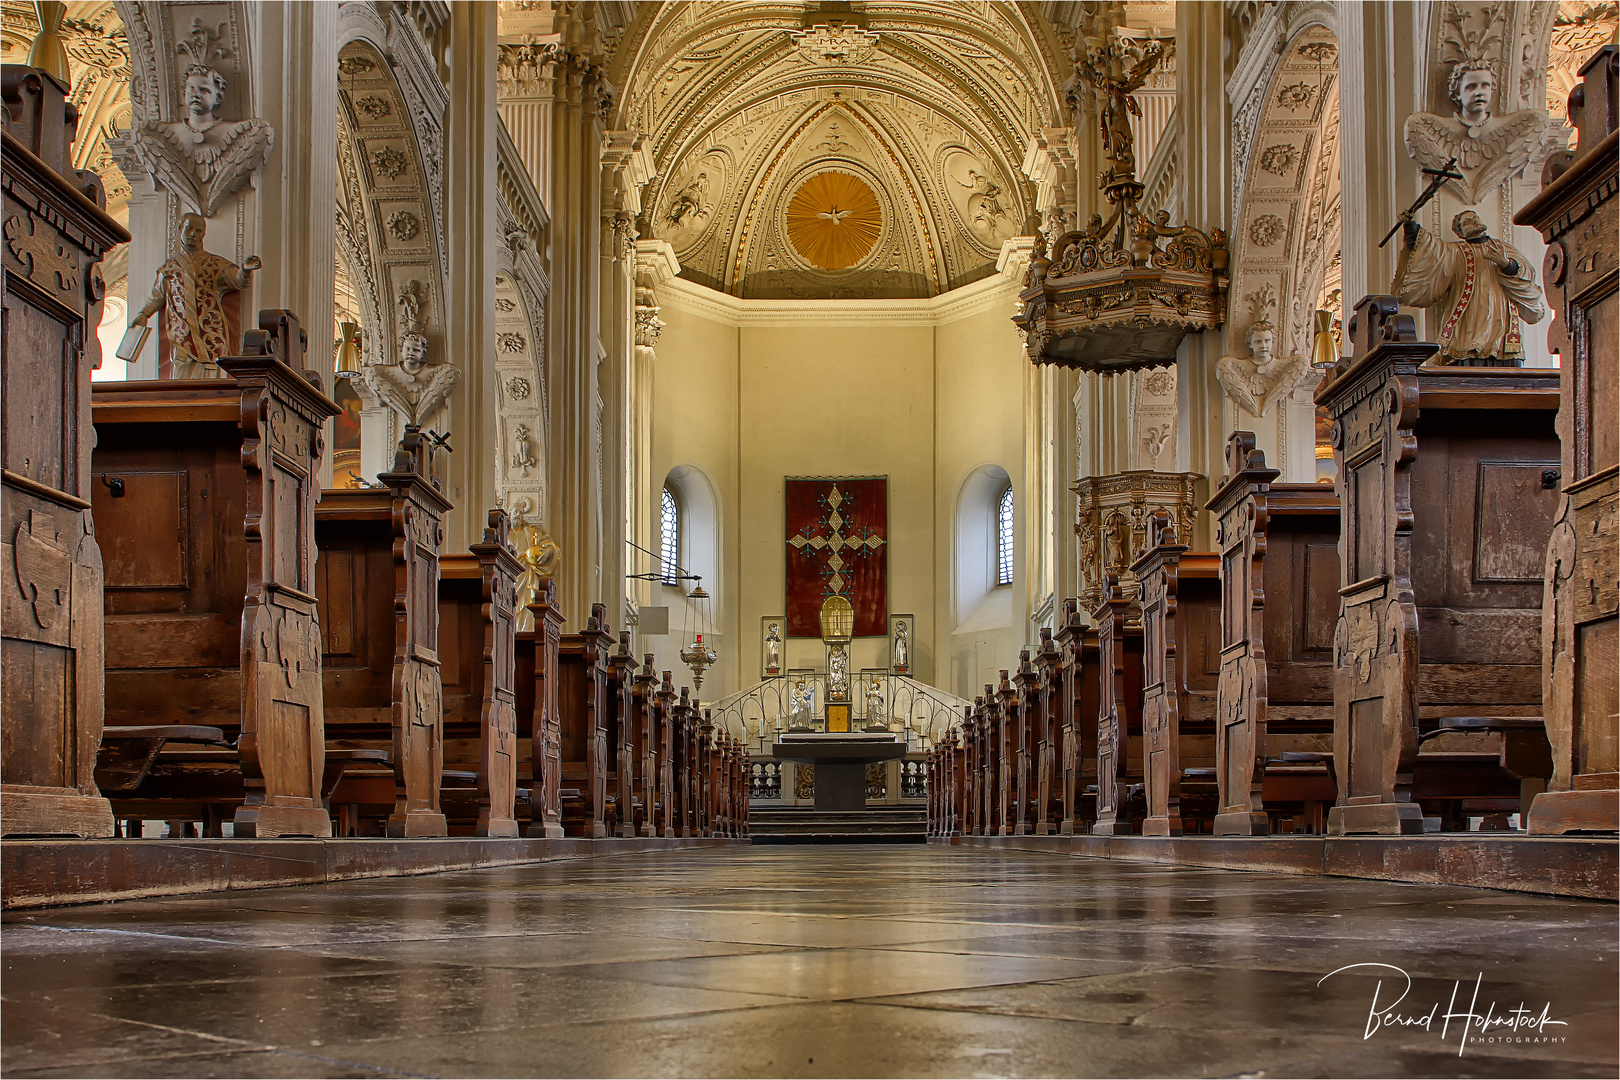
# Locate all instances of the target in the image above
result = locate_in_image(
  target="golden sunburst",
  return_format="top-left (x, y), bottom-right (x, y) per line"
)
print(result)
top-left (785, 171), bottom-right (882, 271)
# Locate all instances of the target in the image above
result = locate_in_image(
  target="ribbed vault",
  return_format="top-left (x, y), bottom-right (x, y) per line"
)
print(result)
top-left (611, 2), bottom-right (1070, 298)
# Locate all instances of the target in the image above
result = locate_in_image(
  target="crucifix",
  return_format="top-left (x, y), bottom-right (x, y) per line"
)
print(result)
top-left (785, 484), bottom-right (886, 601)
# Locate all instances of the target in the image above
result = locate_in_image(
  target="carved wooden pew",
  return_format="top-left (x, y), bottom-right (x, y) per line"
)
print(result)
top-left (701, 715), bottom-right (720, 838)
top-left (91, 313), bottom-right (339, 836)
top-left (433, 511), bottom-right (524, 837)
top-left (1207, 434), bottom-right (1341, 835)
top-left (315, 429), bottom-right (451, 837)
top-left (629, 654), bottom-right (658, 836)
top-left (1317, 296), bottom-right (1561, 834)
top-left (1055, 599), bottom-right (1101, 834)
top-left (555, 604), bottom-right (612, 838)
top-left (515, 578), bottom-right (565, 837)
top-left (1011, 650), bottom-right (1038, 834)
top-left (1132, 516), bottom-right (1221, 836)
top-left (958, 710), bottom-right (977, 835)
top-left (655, 671), bottom-right (677, 836)
top-left (2, 66), bottom-right (128, 837)
top-left (733, 733), bottom-right (749, 836)
top-left (1516, 43), bottom-right (1619, 834)
top-left (606, 632), bottom-right (637, 836)
top-left (674, 687), bottom-right (697, 837)
top-left (1032, 629), bottom-right (1064, 834)
top-left (1092, 577), bottom-right (1146, 835)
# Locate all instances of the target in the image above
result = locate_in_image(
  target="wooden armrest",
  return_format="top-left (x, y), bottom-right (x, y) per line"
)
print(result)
top-left (103, 725), bottom-right (230, 746)
top-left (325, 749), bottom-right (392, 764)
top-left (1420, 717), bottom-right (1546, 742)
top-left (441, 770), bottom-right (478, 784)
top-left (1276, 752), bottom-right (1333, 763)
top-left (1181, 768), bottom-right (1217, 779)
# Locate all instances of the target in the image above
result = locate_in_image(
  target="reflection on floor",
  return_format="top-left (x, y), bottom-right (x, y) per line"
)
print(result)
top-left (1, 847), bottom-right (1615, 1078)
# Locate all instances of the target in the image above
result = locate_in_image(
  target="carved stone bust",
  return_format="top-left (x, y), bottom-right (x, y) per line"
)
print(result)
top-left (131, 65), bottom-right (275, 218)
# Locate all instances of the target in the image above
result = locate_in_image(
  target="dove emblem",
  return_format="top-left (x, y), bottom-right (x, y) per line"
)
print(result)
top-left (818, 207), bottom-right (851, 224)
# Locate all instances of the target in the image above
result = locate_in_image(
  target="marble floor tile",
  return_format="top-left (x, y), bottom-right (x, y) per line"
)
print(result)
top-left (2, 847), bottom-right (1613, 1079)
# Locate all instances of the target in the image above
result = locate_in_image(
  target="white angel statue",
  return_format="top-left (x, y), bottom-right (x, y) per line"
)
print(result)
top-left (132, 66), bottom-right (275, 218)
top-left (1404, 60), bottom-right (1558, 205)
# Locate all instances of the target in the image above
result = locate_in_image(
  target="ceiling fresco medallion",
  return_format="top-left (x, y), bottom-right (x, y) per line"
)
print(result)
top-left (785, 171), bottom-right (882, 271)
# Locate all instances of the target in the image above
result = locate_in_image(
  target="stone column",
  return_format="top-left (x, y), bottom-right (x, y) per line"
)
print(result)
top-left (441, 2), bottom-right (499, 551)
top-left (1173, 0), bottom-right (1231, 548)
top-left (539, 17), bottom-right (609, 626)
top-left (633, 240), bottom-right (679, 651)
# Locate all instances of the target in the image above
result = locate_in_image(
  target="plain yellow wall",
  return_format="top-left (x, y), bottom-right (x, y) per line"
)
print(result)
top-left (648, 283), bottom-right (1029, 704)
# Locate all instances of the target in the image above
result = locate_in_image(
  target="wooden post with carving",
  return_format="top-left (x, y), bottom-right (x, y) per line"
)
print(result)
top-left (606, 631), bottom-right (637, 837)
top-left (1317, 296), bottom-right (1560, 834)
top-left (657, 671), bottom-right (676, 837)
top-left (1132, 514), bottom-right (1220, 836)
top-left (1208, 433), bottom-right (1281, 836)
top-left (632, 653), bottom-right (658, 836)
top-left (1012, 650), bottom-right (1038, 835)
top-left (1516, 44), bottom-right (1619, 835)
top-left (1092, 576), bottom-right (1145, 836)
top-left (371, 428), bottom-right (451, 837)
top-left (221, 313), bottom-right (342, 837)
top-left (1207, 434), bottom-right (1342, 835)
top-left (1, 67), bottom-right (128, 837)
top-left (521, 578), bottom-right (565, 838)
top-left (1055, 599), bottom-right (1100, 835)
top-left (1033, 628), bottom-right (1062, 834)
top-left (557, 603), bottom-right (611, 838)
top-left (470, 510), bottom-right (522, 838)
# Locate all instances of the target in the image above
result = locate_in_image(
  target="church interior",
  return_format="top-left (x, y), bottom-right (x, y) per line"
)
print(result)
top-left (1, 0), bottom-right (1617, 1076)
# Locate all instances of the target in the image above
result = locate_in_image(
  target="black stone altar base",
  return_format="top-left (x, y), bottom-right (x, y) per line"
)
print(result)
top-left (814, 762), bottom-right (868, 811)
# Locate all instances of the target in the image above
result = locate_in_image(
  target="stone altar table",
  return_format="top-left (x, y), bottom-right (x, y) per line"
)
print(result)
top-left (773, 732), bottom-right (908, 811)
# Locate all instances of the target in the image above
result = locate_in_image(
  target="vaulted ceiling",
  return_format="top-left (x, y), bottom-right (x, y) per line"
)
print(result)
top-left (609, 3), bottom-right (1071, 299)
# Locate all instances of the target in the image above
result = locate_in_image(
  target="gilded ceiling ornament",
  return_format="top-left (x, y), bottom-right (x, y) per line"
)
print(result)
top-left (785, 171), bottom-right (882, 271)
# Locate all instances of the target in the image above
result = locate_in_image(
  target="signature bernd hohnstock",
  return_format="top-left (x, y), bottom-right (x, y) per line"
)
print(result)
top-left (1319, 963), bottom-right (1569, 1057)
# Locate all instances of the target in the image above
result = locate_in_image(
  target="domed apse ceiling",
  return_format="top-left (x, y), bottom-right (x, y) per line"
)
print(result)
top-left (614, 3), bottom-right (1070, 299)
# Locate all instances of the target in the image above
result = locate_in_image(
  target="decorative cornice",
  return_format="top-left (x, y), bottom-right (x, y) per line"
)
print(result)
top-left (662, 267), bottom-right (1019, 326)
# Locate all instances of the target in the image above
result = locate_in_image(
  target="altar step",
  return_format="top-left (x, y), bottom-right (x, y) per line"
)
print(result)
top-left (749, 807), bottom-right (927, 844)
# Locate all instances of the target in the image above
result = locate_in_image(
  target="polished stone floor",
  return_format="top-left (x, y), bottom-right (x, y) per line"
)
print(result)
top-left (2, 847), bottom-right (1615, 1079)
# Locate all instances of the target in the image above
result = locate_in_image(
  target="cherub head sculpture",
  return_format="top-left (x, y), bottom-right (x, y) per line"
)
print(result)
top-left (1246, 319), bottom-right (1280, 375)
top-left (399, 330), bottom-right (429, 374)
top-left (182, 65), bottom-right (227, 124)
top-left (1447, 62), bottom-right (1495, 128)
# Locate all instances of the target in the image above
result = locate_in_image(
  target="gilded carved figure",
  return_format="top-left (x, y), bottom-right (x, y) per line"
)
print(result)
top-left (133, 213), bottom-right (259, 379)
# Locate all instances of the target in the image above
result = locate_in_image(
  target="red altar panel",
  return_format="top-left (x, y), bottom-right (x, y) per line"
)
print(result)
top-left (784, 477), bottom-right (888, 638)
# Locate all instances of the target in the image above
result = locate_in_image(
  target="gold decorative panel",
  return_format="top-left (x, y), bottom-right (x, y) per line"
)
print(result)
top-left (786, 171), bottom-right (881, 271)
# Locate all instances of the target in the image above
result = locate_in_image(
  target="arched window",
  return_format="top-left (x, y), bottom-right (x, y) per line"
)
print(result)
top-left (996, 484), bottom-right (1014, 586)
top-left (660, 485), bottom-right (681, 585)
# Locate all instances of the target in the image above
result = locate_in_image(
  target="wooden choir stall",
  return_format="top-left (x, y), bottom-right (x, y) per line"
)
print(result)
top-left (1515, 43), bottom-right (1618, 834)
top-left (2, 66), bottom-right (128, 837)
